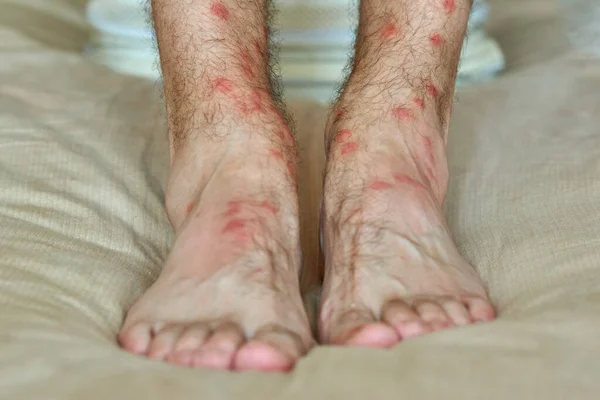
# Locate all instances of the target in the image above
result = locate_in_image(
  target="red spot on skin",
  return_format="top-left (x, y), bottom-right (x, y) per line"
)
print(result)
top-left (413, 97), bottom-right (426, 110)
top-left (214, 77), bottom-right (234, 94)
top-left (261, 201), bottom-right (278, 214)
top-left (222, 219), bottom-right (245, 234)
top-left (369, 180), bottom-right (394, 191)
top-left (443, 0), bottom-right (456, 14)
top-left (430, 33), bottom-right (444, 47)
top-left (270, 149), bottom-right (283, 161)
top-left (335, 129), bottom-right (353, 144)
top-left (210, 2), bottom-right (230, 21)
top-left (341, 141), bottom-right (358, 156)
top-left (380, 23), bottom-right (399, 39)
top-left (394, 174), bottom-right (426, 190)
top-left (224, 201), bottom-right (242, 217)
top-left (426, 83), bottom-right (439, 98)
top-left (186, 203), bottom-right (194, 215)
top-left (392, 106), bottom-right (413, 121)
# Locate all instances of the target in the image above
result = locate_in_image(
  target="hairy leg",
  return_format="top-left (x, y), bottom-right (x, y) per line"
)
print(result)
top-left (319, 0), bottom-right (495, 346)
top-left (119, 0), bottom-right (313, 371)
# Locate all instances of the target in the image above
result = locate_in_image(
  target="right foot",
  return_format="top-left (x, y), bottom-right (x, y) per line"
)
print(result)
top-left (119, 93), bottom-right (313, 372)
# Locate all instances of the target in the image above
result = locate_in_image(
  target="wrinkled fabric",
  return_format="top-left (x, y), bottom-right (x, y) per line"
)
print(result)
top-left (1, 1), bottom-right (598, 399)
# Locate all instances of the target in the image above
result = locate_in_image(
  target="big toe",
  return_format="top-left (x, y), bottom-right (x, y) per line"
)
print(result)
top-left (326, 308), bottom-right (400, 348)
top-left (233, 326), bottom-right (310, 372)
top-left (466, 296), bottom-right (496, 322)
top-left (119, 322), bottom-right (155, 355)
top-left (234, 342), bottom-right (295, 372)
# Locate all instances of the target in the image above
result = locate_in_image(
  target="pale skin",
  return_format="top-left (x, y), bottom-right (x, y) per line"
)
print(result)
top-left (119, 0), bottom-right (496, 371)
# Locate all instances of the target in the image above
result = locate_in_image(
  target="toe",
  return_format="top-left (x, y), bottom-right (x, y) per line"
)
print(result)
top-left (465, 296), bottom-right (496, 322)
top-left (381, 299), bottom-right (432, 339)
top-left (329, 308), bottom-right (399, 348)
top-left (119, 322), bottom-right (153, 355)
top-left (192, 323), bottom-right (244, 370)
top-left (234, 342), bottom-right (295, 372)
top-left (414, 300), bottom-right (453, 330)
top-left (340, 323), bottom-right (399, 348)
top-left (233, 325), bottom-right (309, 372)
top-left (441, 299), bottom-right (472, 326)
top-left (147, 324), bottom-right (185, 360)
top-left (168, 323), bottom-right (211, 366)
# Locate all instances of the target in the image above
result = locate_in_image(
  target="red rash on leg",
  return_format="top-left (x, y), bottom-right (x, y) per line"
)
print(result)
top-left (341, 141), bottom-right (358, 156)
top-left (222, 219), bottom-right (252, 244)
top-left (213, 77), bottom-right (234, 94)
top-left (430, 33), bottom-right (444, 47)
top-left (335, 129), bottom-right (353, 144)
top-left (394, 174), bottom-right (426, 190)
top-left (186, 203), bottom-right (194, 215)
top-left (222, 219), bottom-right (246, 234)
top-left (380, 24), bottom-right (400, 39)
top-left (414, 97), bottom-right (426, 110)
top-left (261, 201), bottom-right (278, 214)
top-left (392, 106), bottom-right (413, 121)
top-left (369, 180), bottom-right (394, 191)
top-left (426, 83), bottom-right (440, 98)
top-left (270, 149), bottom-right (284, 161)
top-left (443, 0), bottom-right (456, 14)
top-left (210, 2), bottom-right (230, 21)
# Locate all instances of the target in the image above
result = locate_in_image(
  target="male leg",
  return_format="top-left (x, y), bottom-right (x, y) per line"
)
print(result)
top-left (119, 0), bottom-right (313, 372)
top-left (319, 0), bottom-right (496, 346)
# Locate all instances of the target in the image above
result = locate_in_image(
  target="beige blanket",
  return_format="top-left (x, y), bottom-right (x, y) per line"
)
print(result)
top-left (1, 0), bottom-right (599, 399)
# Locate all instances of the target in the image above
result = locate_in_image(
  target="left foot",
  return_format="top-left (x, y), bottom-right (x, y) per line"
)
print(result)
top-left (318, 97), bottom-right (495, 347)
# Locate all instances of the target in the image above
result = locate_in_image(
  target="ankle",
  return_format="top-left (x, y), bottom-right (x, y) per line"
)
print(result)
top-left (166, 138), bottom-right (298, 230)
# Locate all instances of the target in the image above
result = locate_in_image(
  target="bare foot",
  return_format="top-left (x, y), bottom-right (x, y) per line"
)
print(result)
top-left (318, 110), bottom-right (495, 347)
top-left (318, 0), bottom-right (495, 347)
top-left (119, 119), bottom-right (313, 372)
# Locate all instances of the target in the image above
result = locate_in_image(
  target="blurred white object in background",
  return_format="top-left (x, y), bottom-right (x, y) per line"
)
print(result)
top-left (85, 0), bottom-right (505, 102)
top-left (560, 0), bottom-right (600, 58)
top-left (85, 0), bottom-right (156, 78)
